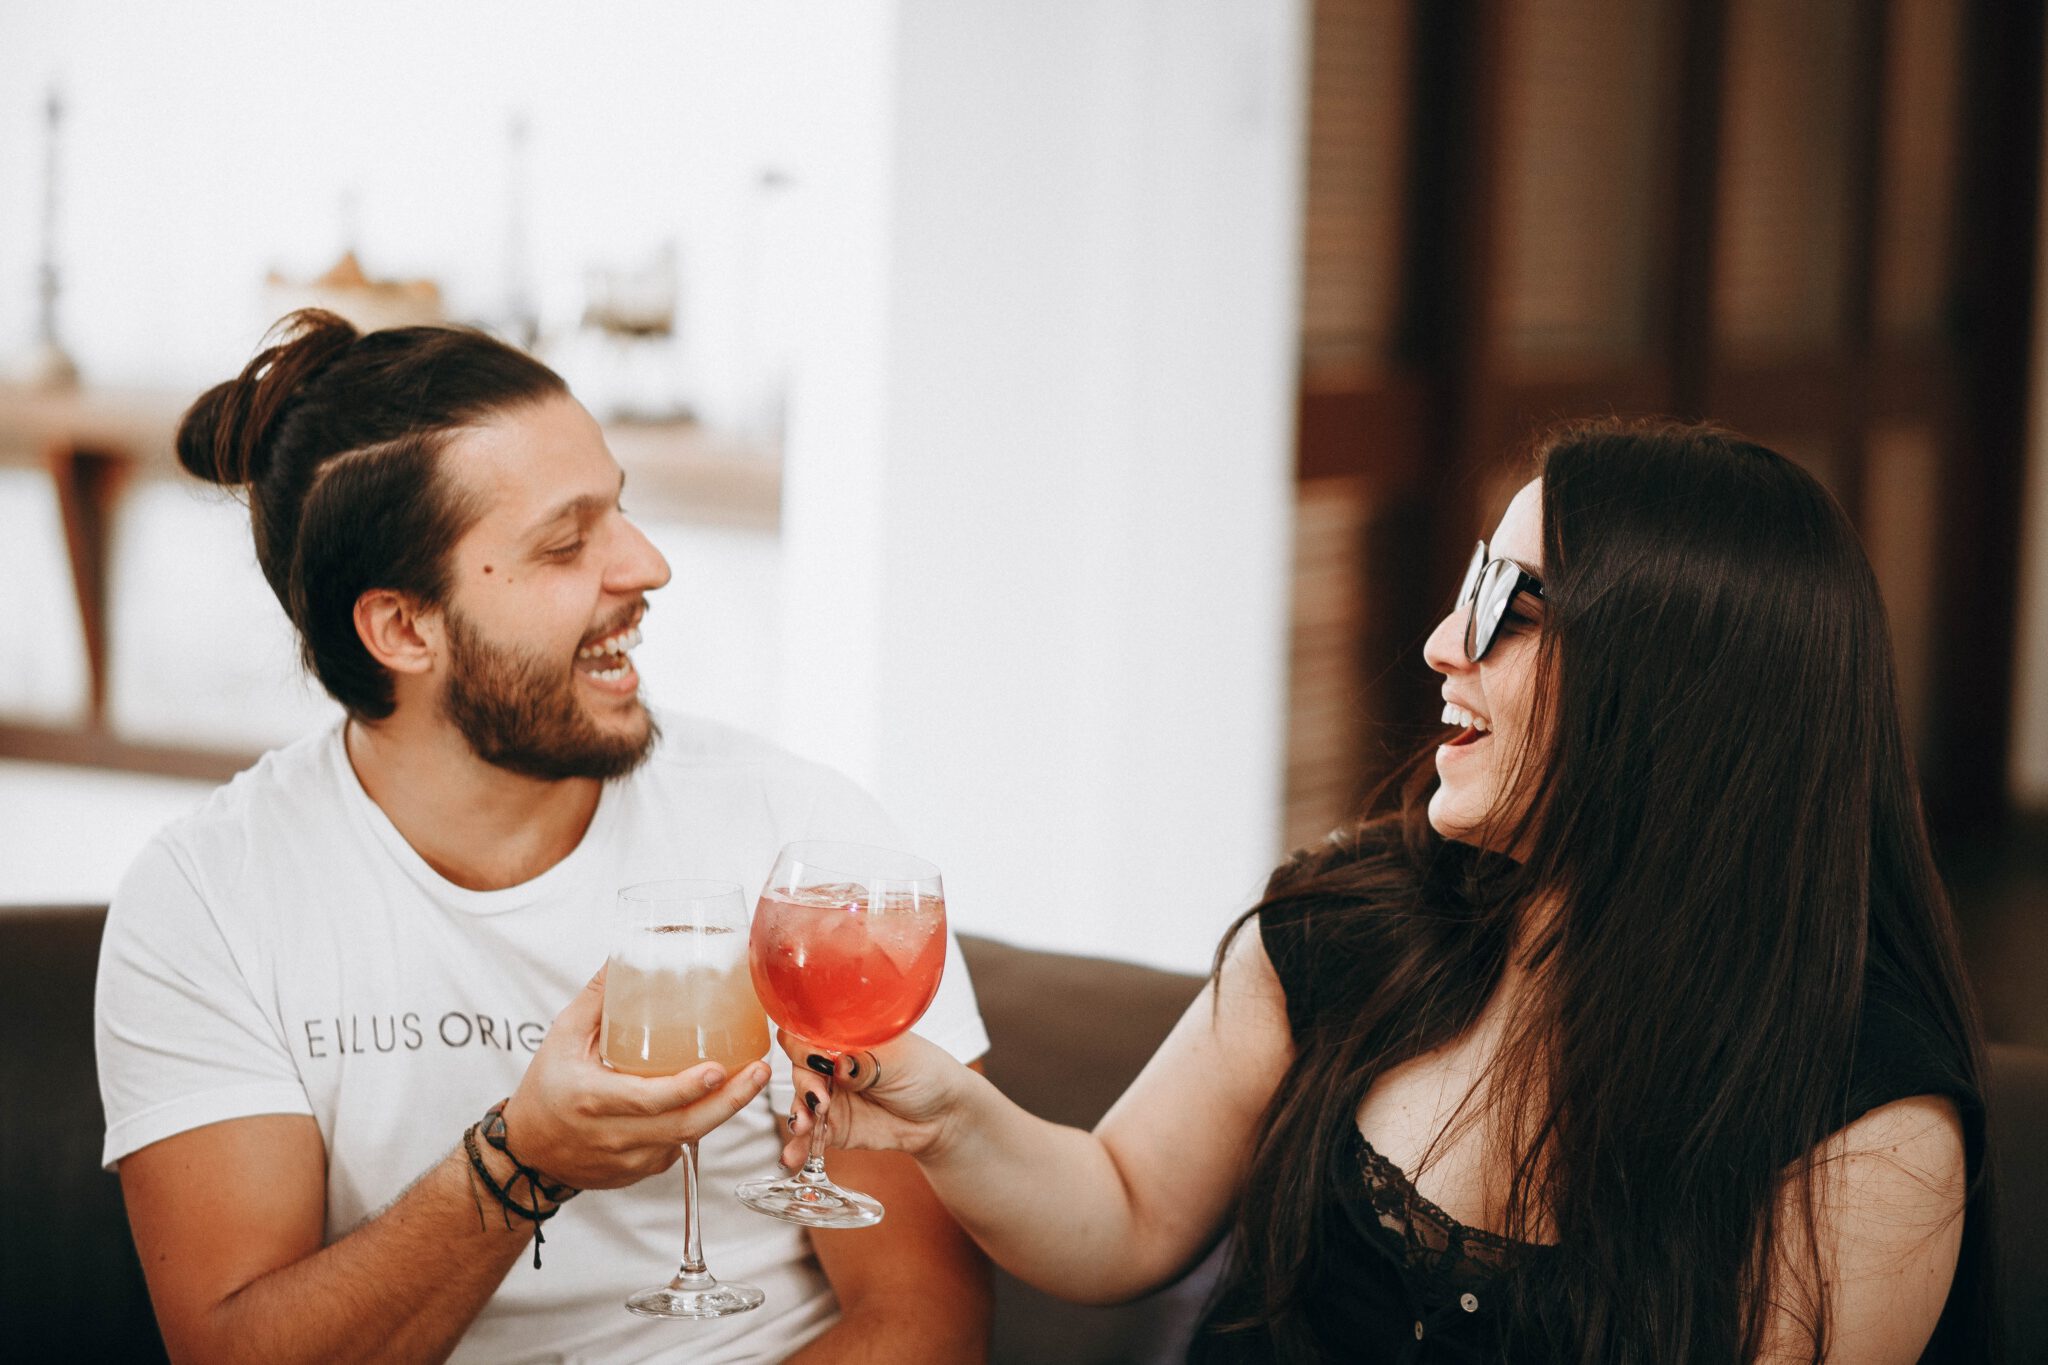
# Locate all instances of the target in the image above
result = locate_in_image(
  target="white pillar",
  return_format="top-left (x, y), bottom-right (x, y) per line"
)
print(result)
top-left (775, 3), bottom-right (905, 786)
top-left (782, 0), bottom-right (1307, 971)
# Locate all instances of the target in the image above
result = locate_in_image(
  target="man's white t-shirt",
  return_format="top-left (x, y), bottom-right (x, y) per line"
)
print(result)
top-left (95, 714), bottom-right (989, 1365)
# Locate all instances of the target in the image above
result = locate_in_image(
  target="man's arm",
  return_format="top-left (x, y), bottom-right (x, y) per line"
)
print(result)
top-left (119, 971), bottom-right (769, 1365)
top-left (788, 1146), bottom-right (993, 1365)
top-left (123, 1114), bottom-right (532, 1365)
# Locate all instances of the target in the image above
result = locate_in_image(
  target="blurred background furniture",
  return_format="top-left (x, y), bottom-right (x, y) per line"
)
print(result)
top-left (1990, 1041), bottom-right (2048, 1361)
top-left (4, 907), bottom-right (2040, 1363)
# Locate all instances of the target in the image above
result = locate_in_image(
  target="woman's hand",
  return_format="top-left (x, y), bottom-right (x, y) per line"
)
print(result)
top-left (777, 1028), bottom-right (977, 1168)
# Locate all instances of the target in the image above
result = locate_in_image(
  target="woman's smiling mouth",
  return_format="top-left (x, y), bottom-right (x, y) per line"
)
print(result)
top-left (1440, 700), bottom-right (1491, 749)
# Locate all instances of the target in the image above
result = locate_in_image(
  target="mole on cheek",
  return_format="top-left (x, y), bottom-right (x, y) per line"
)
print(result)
top-left (482, 565), bottom-right (493, 575)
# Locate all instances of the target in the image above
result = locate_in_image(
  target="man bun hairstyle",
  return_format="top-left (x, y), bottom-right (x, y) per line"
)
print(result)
top-left (176, 311), bottom-right (359, 488)
top-left (175, 310), bottom-right (569, 719)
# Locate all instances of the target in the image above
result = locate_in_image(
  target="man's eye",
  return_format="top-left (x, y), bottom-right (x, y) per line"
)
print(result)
top-left (544, 539), bottom-right (586, 560)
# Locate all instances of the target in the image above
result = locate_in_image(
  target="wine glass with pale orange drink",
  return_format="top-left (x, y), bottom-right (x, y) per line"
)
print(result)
top-left (602, 880), bottom-right (770, 1318)
top-left (735, 841), bottom-right (947, 1228)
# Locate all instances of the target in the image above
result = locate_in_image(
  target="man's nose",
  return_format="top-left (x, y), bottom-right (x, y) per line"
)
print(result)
top-left (609, 519), bottom-right (672, 595)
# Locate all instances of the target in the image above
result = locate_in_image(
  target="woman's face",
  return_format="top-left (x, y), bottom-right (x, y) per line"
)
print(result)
top-left (1424, 478), bottom-right (1547, 851)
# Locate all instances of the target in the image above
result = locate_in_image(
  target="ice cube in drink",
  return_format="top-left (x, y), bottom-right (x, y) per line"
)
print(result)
top-left (749, 886), bottom-right (946, 1050)
top-left (603, 923), bottom-right (772, 1076)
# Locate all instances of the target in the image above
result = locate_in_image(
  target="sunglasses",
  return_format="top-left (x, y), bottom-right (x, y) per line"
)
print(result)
top-left (1455, 541), bottom-right (1545, 662)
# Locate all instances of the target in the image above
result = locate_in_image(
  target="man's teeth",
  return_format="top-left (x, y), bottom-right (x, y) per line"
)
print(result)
top-left (1440, 702), bottom-right (1491, 733)
top-left (577, 624), bottom-right (643, 660)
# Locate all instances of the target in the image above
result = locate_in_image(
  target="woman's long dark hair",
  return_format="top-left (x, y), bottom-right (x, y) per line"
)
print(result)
top-left (1213, 420), bottom-right (1992, 1361)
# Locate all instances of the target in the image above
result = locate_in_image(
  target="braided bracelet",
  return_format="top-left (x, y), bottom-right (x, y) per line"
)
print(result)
top-left (480, 1100), bottom-right (580, 1204)
top-left (462, 1101), bottom-right (578, 1269)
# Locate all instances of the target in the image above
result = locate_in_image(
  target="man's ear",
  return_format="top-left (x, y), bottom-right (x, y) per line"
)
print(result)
top-left (354, 589), bottom-right (440, 675)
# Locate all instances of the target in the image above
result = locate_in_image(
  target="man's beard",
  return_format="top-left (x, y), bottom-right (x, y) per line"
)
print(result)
top-left (441, 607), bottom-right (659, 781)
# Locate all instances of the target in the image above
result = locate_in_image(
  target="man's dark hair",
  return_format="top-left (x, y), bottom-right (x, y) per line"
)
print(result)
top-left (176, 309), bottom-right (567, 718)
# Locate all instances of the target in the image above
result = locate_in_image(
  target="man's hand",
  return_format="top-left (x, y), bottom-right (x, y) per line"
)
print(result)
top-left (501, 965), bottom-right (771, 1190)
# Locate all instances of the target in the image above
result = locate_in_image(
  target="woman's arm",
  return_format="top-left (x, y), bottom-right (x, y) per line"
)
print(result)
top-left (1760, 1094), bottom-right (1967, 1364)
top-left (782, 923), bottom-right (1296, 1303)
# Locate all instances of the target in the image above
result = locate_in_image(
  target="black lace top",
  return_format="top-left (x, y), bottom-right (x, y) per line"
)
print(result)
top-left (1189, 1125), bottom-right (1547, 1364)
top-left (1185, 905), bottom-right (1980, 1364)
top-left (1351, 1130), bottom-right (1534, 1295)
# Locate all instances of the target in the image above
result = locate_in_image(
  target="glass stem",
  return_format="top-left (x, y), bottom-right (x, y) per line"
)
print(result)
top-left (672, 1139), bottom-right (714, 1287)
top-left (797, 1068), bottom-right (836, 1185)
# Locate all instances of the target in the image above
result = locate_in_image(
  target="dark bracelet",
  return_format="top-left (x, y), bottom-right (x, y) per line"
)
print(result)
top-left (462, 1103), bottom-right (574, 1270)
top-left (480, 1100), bottom-right (580, 1203)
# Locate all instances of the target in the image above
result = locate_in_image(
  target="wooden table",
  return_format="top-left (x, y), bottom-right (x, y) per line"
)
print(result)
top-left (0, 383), bottom-right (780, 778)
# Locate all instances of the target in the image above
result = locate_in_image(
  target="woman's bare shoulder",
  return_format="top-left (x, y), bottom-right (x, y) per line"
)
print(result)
top-left (1761, 1094), bottom-right (1966, 1363)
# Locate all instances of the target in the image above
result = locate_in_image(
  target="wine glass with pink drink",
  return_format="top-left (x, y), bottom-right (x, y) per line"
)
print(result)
top-left (735, 841), bottom-right (947, 1228)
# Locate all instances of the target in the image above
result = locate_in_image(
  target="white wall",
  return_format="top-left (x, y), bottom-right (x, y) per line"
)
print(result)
top-left (0, 1), bottom-right (830, 429)
top-left (781, 1), bottom-right (1308, 971)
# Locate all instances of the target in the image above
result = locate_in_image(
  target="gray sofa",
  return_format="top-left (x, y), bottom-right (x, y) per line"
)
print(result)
top-left (0, 909), bottom-right (1215, 1363)
top-left (3, 908), bottom-right (2041, 1361)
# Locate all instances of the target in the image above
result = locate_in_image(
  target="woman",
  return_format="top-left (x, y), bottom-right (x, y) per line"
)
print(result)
top-left (780, 421), bottom-right (1993, 1362)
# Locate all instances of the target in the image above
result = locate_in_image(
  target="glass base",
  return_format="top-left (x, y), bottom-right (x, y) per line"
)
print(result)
top-left (735, 1171), bottom-right (885, 1229)
top-left (624, 1276), bottom-right (765, 1319)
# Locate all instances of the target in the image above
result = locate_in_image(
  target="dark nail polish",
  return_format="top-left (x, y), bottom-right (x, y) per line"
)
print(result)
top-left (803, 1091), bottom-right (821, 1113)
top-left (805, 1054), bottom-right (834, 1077)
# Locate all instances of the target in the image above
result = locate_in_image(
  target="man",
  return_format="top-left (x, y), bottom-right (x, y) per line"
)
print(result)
top-left (95, 312), bottom-right (992, 1362)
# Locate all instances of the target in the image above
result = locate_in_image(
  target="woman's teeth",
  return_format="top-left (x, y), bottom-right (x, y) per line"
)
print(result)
top-left (1440, 702), bottom-right (1491, 733)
